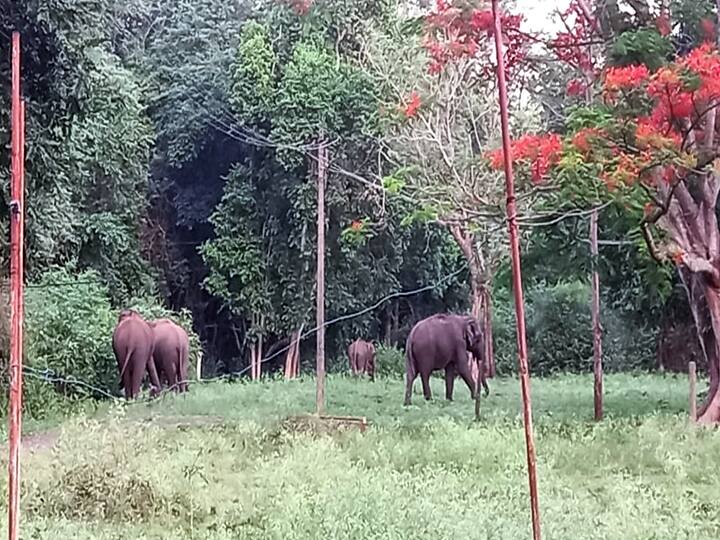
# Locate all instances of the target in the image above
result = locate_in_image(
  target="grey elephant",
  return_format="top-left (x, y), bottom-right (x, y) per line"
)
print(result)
top-left (404, 313), bottom-right (489, 406)
top-left (348, 339), bottom-right (376, 381)
top-left (150, 318), bottom-right (190, 393)
top-left (112, 310), bottom-right (161, 399)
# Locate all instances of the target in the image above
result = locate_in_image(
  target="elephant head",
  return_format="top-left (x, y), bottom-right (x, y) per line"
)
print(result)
top-left (464, 316), bottom-right (484, 360)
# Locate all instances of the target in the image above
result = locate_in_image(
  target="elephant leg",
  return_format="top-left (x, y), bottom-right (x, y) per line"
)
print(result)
top-left (404, 368), bottom-right (417, 406)
top-left (130, 359), bottom-right (146, 399)
top-left (445, 365), bottom-right (456, 401)
top-left (458, 369), bottom-right (476, 400)
top-left (179, 349), bottom-right (189, 393)
top-left (147, 357), bottom-right (161, 397)
top-left (420, 371), bottom-right (432, 400)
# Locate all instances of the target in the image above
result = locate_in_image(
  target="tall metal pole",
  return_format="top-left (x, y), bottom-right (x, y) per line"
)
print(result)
top-left (491, 3), bottom-right (542, 540)
top-left (590, 210), bottom-right (603, 421)
top-left (8, 31), bottom-right (26, 540)
top-left (315, 138), bottom-right (327, 415)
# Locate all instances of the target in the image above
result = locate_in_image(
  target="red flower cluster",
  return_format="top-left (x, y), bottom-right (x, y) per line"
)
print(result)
top-left (423, 1), bottom-right (527, 75)
top-left (401, 91), bottom-right (422, 118)
top-left (350, 220), bottom-right (364, 232)
top-left (634, 118), bottom-right (681, 151)
top-left (603, 64), bottom-right (649, 95)
top-left (571, 127), bottom-right (604, 155)
top-left (488, 133), bottom-right (562, 183)
top-left (550, 1), bottom-right (597, 74)
top-left (643, 45), bottom-right (720, 129)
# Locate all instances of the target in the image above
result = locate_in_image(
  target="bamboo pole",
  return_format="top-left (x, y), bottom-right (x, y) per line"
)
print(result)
top-left (491, 3), bottom-right (542, 539)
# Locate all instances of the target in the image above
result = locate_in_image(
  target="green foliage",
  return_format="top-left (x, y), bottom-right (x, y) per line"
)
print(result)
top-left (610, 28), bottom-right (674, 71)
top-left (493, 281), bottom-right (656, 376)
top-left (231, 21), bottom-right (278, 124)
top-left (272, 39), bottom-right (378, 168)
top-left (670, 0), bottom-right (716, 48)
top-left (22, 267), bottom-right (117, 418)
top-left (375, 344), bottom-right (404, 378)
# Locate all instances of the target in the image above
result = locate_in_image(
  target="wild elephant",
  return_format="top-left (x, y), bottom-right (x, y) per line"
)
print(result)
top-left (404, 313), bottom-right (489, 406)
top-left (112, 310), bottom-right (161, 399)
top-left (150, 318), bottom-right (190, 393)
top-left (348, 339), bottom-right (376, 381)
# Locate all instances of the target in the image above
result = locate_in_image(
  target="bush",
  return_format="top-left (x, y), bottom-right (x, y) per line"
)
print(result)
top-left (493, 280), bottom-right (656, 376)
top-left (23, 267), bottom-right (118, 418)
top-left (375, 345), bottom-right (405, 378)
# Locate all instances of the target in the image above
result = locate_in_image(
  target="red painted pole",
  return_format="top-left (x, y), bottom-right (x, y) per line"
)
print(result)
top-left (491, 3), bottom-right (542, 540)
top-left (8, 31), bottom-right (25, 540)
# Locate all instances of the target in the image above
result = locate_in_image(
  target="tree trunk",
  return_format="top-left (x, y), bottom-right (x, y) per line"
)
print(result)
top-left (448, 224), bottom-right (496, 379)
top-left (285, 329), bottom-right (301, 380)
top-left (679, 268), bottom-right (720, 423)
top-left (660, 176), bottom-right (720, 423)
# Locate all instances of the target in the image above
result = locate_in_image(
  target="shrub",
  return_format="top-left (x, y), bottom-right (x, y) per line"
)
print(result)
top-left (493, 280), bottom-right (656, 376)
top-left (375, 344), bottom-right (405, 378)
top-left (23, 267), bottom-right (118, 417)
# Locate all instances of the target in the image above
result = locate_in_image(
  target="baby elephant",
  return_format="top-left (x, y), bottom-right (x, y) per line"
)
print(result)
top-left (348, 339), bottom-right (376, 381)
top-left (150, 318), bottom-right (190, 393)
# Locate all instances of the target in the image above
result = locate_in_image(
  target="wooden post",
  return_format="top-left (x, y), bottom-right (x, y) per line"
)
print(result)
top-left (689, 361), bottom-right (697, 422)
top-left (316, 139), bottom-right (327, 415)
top-left (590, 210), bottom-right (603, 421)
top-left (196, 351), bottom-right (202, 381)
top-left (492, 4), bottom-right (542, 539)
top-left (8, 31), bottom-right (25, 540)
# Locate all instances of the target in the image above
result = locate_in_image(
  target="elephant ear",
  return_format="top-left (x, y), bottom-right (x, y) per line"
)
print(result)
top-left (464, 318), bottom-right (481, 349)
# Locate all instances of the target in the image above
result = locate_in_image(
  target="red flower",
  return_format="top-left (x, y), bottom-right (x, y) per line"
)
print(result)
top-left (566, 78), bottom-right (587, 97)
top-left (401, 91), bottom-right (422, 118)
top-left (350, 220), bottom-right (364, 231)
top-left (635, 118), bottom-right (681, 150)
top-left (470, 9), bottom-right (494, 33)
top-left (604, 65), bottom-right (650, 93)
top-left (488, 134), bottom-right (562, 183)
top-left (571, 127), bottom-right (603, 155)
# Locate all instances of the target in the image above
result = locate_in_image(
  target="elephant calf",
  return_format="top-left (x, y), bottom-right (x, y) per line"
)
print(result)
top-left (112, 310), bottom-right (161, 400)
top-left (150, 318), bottom-right (190, 393)
top-left (348, 339), bottom-right (376, 381)
top-left (404, 313), bottom-right (489, 406)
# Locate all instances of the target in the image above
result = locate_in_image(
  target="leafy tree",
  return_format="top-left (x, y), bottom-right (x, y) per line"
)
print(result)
top-left (495, 4), bottom-right (720, 422)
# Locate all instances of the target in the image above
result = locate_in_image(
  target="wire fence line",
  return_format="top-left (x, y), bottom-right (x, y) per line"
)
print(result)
top-left (14, 263), bottom-right (469, 401)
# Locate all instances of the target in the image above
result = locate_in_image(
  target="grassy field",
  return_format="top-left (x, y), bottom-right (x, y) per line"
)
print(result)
top-left (0, 373), bottom-right (718, 539)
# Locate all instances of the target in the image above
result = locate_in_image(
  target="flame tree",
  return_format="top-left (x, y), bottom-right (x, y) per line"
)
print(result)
top-left (366, 0), bottom-right (543, 377)
top-left (494, 6), bottom-right (720, 422)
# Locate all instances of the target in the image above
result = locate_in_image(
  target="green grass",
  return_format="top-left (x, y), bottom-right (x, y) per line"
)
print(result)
top-left (1, 373), bottom-right (719, 539)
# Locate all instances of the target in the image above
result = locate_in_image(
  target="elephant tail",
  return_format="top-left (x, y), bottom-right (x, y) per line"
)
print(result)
top-left (119, 348), bottom-right (132, 381)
